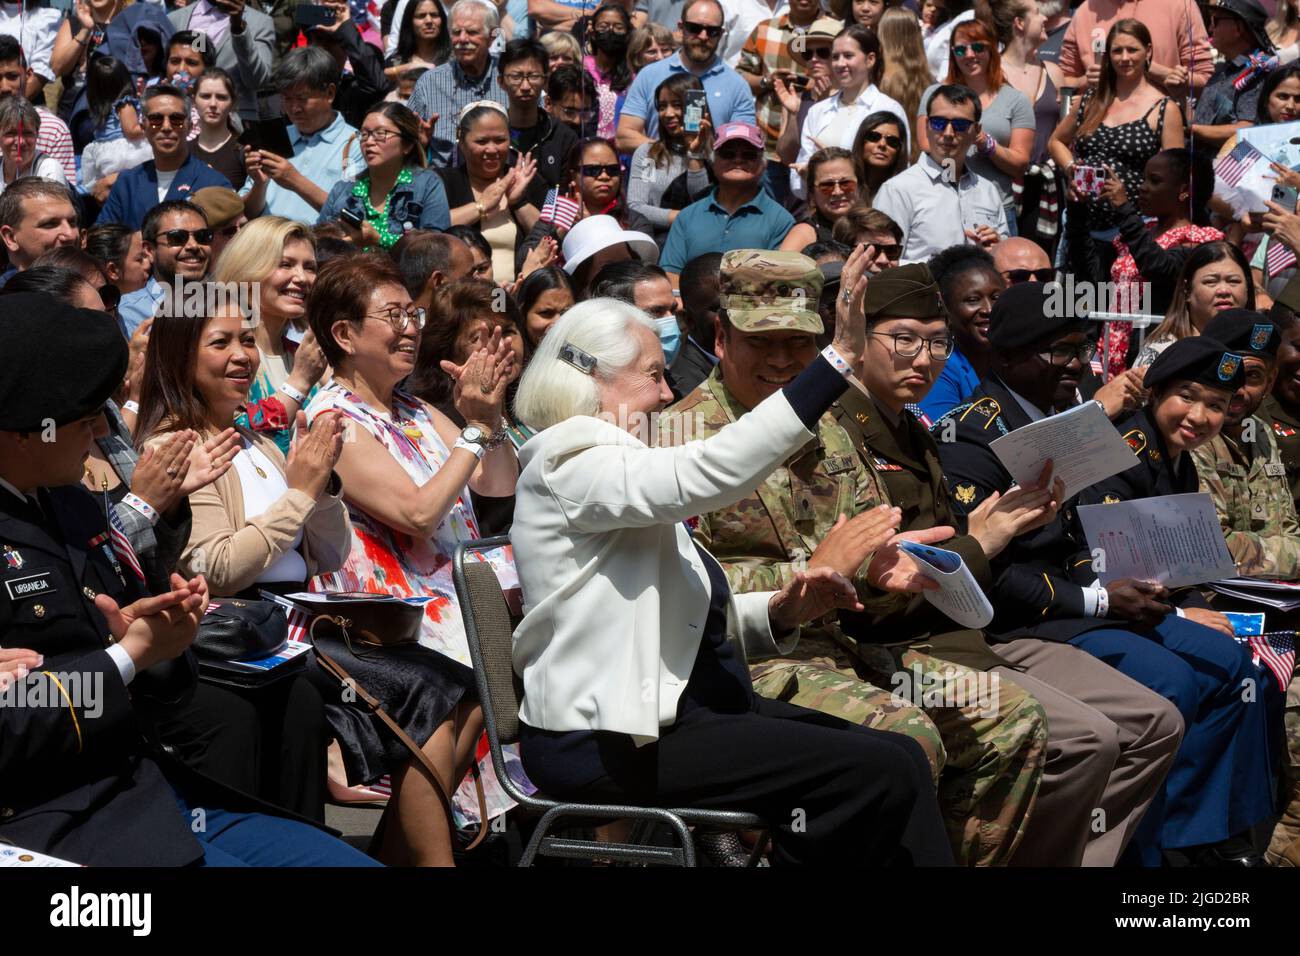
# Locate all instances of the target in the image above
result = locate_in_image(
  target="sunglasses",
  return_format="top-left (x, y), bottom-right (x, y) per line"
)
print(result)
top-left (146, 112), bottom-right (188, 130)
top-left (681, 20), bottom-right (723, 38)
top-left (951, 42), bottom-right (989, 57)
top-left (815, 177), bottom-right (857, 196)
top-left (926, 116), bottom-right (975, 134)
top-left (800, 45), bottom-right (831, 59)
top-left (98, 283), bottom-right (122, 310)
top-left (580, 163), bottom-right (621, 179)
top-left (863, 130), bottom-right (903, 150)
top-left (716, 146), bottom-right (761, 161)
top-left (157, 228), bottom-right (214, 247)
top-left (872, 243), bottom-right (903, 261)
top-left (1003, 267), bottom-right (1056, 284)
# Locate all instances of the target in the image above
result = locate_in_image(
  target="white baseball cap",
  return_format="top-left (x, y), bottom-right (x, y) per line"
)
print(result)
top-left (561, 216), bottom-right (659, 275)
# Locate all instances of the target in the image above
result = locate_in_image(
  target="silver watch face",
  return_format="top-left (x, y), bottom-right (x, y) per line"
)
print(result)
top-left (462, 426), bottom-right (484, 443)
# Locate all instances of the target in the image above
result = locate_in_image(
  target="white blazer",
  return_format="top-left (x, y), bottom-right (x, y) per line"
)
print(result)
top-left (511, 387), bottom-right (817, 743)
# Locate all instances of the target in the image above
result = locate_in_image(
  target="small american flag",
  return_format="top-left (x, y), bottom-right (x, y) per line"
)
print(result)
top-left (538, 188), bottom-right (580, 231)
top-left (1266, 237), bottom-right (1298, 277)
top-left (1235, 630), bottom-right (1296, 694)
top-left (1215, 140), bottom-right (1265, 187)
top-left (107, 506), bottom-right (144, 582)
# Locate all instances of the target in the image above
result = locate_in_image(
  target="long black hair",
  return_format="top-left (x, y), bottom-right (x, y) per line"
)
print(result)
top-left (587, 2), bottom-right (633, 93)
top-left (1258, 63), bottom-right (1300, 124)
top-left (392, 0), bottom-right (451, 66)
top-left (86, 56), bottom-right (134, 131)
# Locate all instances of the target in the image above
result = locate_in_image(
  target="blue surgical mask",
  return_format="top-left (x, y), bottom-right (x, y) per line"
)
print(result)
top-left (655, 316), bottom-right (683, 366)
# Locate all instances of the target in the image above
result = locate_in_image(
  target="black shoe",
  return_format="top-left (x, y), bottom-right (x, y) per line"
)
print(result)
top-left (1190, 837), bottom-right (1267, 868)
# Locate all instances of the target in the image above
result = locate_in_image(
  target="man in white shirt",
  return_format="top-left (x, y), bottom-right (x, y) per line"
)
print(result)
top-left (0, 1), bottom-right (60, 98)
top-left (717, 0), bottom-right (787, 68)
top-left (872, 84), bottom-right (1008, 264)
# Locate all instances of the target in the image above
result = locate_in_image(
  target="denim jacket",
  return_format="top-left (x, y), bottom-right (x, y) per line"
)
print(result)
top-left (317, 166), bottom-right (452, 239)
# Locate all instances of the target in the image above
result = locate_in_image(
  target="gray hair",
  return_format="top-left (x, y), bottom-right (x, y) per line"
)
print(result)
top-left (513, 297), bottom-right (657, 430)
top-left (273, 44), bottom-right (342, 93)
top-left (141, 84), bottom-right (192, 118)
top-left (448, 0), bottom-right (500, 32)
top-left (1036, 0), bottom-right (1066, 18)
top-left (0, 95), bottom-right (39, 134)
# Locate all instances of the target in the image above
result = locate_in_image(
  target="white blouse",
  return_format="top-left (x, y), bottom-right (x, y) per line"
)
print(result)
top-left (233, 440), bottom-right (308, 583)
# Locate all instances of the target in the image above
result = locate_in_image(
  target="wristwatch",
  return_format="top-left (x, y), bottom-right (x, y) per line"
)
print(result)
top-left (453, 425), bottom-right (488, 460)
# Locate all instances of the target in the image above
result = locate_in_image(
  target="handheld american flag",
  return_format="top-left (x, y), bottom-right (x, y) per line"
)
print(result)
top-left (1215, 140), bottom-right (1265, 187)
top-left (107, 506), bottom-right (145, 582)
top-left (1234, 630), bottom-right (1296, 694)
top-left (538, 188), bottom-right (580, 231)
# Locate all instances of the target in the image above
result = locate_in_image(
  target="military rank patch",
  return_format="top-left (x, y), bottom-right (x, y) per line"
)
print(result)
top-left (872, 456), bottom-right (904, 472)
top-left (954, 483), bottom-right (977, 505)
top-left (1123, 429), bottom-right (1147, 455)
top-left (1102, 494), bottom-right (1121, 504)
top-left (1218, 352), bottom-right (1242, 382)
top-left (1148, 448), bottom-right (1161, 463)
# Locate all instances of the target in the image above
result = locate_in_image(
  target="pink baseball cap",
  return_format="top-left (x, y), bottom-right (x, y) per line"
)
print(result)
top-left (713, 122), bottom-right (764, 150)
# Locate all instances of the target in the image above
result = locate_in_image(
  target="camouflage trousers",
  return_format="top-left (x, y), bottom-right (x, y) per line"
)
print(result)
top-left (750, 647), bottom-right (1047, 866)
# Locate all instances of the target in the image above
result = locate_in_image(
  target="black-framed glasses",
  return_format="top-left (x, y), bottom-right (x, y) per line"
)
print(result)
top-left (502, 70), bottom-right (546, 83)
top-left (593, 23), bottom-right (628, 34)
top-left (556, 104), bottom-right (597, 121)
top-left (366, 305), bottom-right (427, 333)
top-left (98, 283), bottom-right (121, 310)
top-left (863, 130), bottom-right (903, 150)
top-left (581, 162), bottom-right (621, 179)
top-left (927, 116), bottom-right (975, 134)
top-left (951, 42), bottom-right (989, 57)
top-left (681, 19), bottom-right (723, 38)
top-left (158, 228), bottom-right (213, 247)
top-left (1002, 267), bottom-right (1056, 285)
top-left (868, 330), bottom-right (953, 359)
top-left (1038, 341), bottom-right (1097, 366)
top-left (146, 112), bottom-right (188, 130)
top-left (358, 127), bottom-right (402, 142)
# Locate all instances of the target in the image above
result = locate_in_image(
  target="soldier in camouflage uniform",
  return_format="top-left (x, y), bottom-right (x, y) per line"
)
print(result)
top-left (1184, 312), bottom-right (1300, 866)
top-left (659, 249), bottom-right (1048, 866)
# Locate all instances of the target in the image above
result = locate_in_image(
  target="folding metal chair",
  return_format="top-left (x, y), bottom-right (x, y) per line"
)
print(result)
top-left (453, 537), bottom-right (770, 867)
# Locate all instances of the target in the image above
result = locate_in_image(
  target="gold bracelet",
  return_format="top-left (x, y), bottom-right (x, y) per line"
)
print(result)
top-left (475, 200), bottom-right (485, 222)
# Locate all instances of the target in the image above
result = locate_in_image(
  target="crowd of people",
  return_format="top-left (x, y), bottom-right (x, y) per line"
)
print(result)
top-left (3, 0), bottom-right (1300, 870)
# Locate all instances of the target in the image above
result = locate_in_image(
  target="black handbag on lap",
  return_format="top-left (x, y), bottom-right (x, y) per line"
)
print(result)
top-left (195, 598), bottom-right (289, 661)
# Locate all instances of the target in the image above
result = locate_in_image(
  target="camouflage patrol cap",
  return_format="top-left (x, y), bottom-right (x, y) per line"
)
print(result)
top-left (862, 262), bottom-right (945, 320)
top-left (720, 249), bottom-right (824, 334)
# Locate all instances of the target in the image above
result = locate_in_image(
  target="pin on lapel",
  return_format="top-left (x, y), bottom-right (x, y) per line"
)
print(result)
top-left (3, 545), bottom-right (22, 570)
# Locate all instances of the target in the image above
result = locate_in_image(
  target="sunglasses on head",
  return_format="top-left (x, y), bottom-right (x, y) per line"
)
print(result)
top-left (157, 228), bottom-right (214, 247)
top-left (951, 42), bottom-right (989, 57)
top-left (681, 19), bottom-right (723, 38)
top-left (926, 116), bottom-right (975, 134)
top-left (146, 112), bottom-right (188, 130)
top-left (580, 163), bottom-right (621, 179)
top-left (863, 130), bottom-right (903, 150)
top-left (1003, 267), bottom-right (1056, 284)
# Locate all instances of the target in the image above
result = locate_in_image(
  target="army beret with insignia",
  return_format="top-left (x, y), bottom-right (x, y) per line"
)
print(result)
top-left (986, 280), bottom-right (1093, 351)
top-left (0, 293), bottom-right (128, 432)
top-left (1202, 309), bottom-right (1281, 359)
top-left (1142, 335), bottom-right (1244, 393)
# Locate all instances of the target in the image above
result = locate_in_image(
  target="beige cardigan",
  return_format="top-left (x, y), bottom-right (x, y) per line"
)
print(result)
top-left (161, 428), bottom-right (352, 596)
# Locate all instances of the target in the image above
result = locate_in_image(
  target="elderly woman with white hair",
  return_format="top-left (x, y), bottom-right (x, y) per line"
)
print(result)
top-left (508, 247), bottom-right (954, 866)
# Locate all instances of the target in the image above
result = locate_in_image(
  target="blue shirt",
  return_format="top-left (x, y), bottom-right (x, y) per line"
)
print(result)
top-left (405, 57), bottom-right (509, 170)
top-left (117, 276), bottom-right (164, 338)
top-left (917, 346), bottom-right (981, 423)
top-left (248, 112), bottom-right (365, 225)
top-left (659, 186), bottom-right (794, 275)
top-left (621, 52), bottom-right (756, 139)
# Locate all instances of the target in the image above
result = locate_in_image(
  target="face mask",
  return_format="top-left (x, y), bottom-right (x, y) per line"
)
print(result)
top-left (591, 29), bottom-right (629, 56)
top-left (655, 315), bottom-right (683, 367)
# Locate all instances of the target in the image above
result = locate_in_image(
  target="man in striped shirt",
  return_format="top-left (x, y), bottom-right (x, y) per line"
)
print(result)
top-left (0, 37), bottom-right (74, 185)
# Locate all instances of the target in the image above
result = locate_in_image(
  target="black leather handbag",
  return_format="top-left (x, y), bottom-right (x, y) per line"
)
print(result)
top-left (195, 598), bottom-right (289, 661)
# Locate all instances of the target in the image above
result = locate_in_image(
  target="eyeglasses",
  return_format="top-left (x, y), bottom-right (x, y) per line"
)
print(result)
top-left (868, 330), bottom-right (953, 359)
top-left (1037, 341), bottom-right (1097, 366)
top-left (98, 283), bottom-right (122, 310)
top-left (681, 20), bottom-right (723, 38)
top-left (146, 112), bottom-right (188, 130)
top-left (1002, 267), bottom-right (1056, 285)
top-left (863, 130), bottom-right (903, 150)
top-left (926, 116), bottom-right (975, 134)
top-left (359, 127), bottom-right (402, 142)
top-left (556, 104), bottom-right (597, 121)
top-left (870, 242), bottom-right (903, 261)
top-left (801, 46), bottom-right (831, 59)
top-left (951, 42), bottom-right (989, 57)
top-left (157, 228), bottom-right (214, 247)
top-left (593, 23), bottom-right (628, 34)
top-left (581, 162), bottom-right (621, 179)
top-left (366, 305), bottom-right (427, 333)
top-left (814, 177), bottom-right (857, 196)
top-left (503, 70), bottom-right (546, 83)
top-left (716, 146), bottom-right (761, 162)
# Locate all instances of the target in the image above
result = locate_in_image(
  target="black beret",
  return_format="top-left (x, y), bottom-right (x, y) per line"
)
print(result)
top-left (986, 280), bottom-right (1091, 350)
top-left (0, 293), bottom-right (128, 432)
top-left (1201, 309), bottom-right (1280, 359)
top-left (1142, 335), bottom-right (1245, 393)
top-left (863, 262), bottom-right (945, 319)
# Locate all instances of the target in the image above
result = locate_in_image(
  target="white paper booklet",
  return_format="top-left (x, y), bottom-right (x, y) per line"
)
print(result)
top-left (1076, 492), bottom-right (1237, 588)
top-left (898, 540), bottom-right (994, 629)
top-left (988, 401), bottom-right (1138, 502)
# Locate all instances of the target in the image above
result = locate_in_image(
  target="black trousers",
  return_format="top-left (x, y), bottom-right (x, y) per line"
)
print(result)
top-left (148, 674), bottom-right (330, 823)
top-left (527, 697), bottom-right (953, 867)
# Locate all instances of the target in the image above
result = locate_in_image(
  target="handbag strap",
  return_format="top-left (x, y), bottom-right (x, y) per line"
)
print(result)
top-left (308, 614), bottom-right (489, 852)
